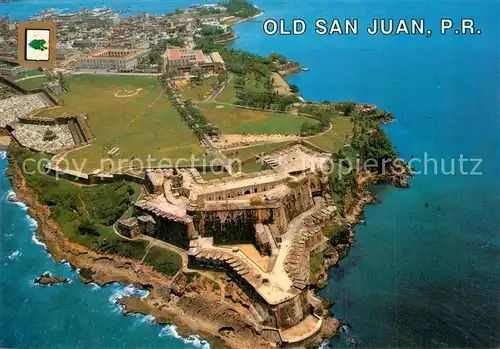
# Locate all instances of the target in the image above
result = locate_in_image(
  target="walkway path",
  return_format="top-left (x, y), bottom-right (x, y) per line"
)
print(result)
top-left (204, 74), bottom-right (233, 102)
top-left (14, 74), bottom-right (46, 82)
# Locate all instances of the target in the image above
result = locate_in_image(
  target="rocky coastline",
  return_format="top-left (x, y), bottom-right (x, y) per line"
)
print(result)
top-left (309, 161), bottom-right (411, 292)
top-left (6, 135), bottom-right (409, 348)
top-left (6, 152), bottom-right (341, 349)
top-left (3, 4), bottom-right (410, 345)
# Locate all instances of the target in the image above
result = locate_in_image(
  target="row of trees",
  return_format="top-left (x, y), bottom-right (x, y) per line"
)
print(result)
top-left (159, 75), bottom-right (218, 136)
top-left (235, 90), bottom-right (296, 110)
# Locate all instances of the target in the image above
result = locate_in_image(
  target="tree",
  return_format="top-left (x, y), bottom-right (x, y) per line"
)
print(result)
top-left (289, 84), bottom-right (300, 94)
top-left (78, 219), bottom-right (100, 237)
top-left (336, 101), bottom-right (356, 116)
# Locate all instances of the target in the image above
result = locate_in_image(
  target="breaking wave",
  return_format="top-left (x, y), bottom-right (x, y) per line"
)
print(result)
top-left (31, 233), bottom-right (47, 249)
top-left (109, 284), bottom-right (150, 307)
top-left (159, 325), bottom-right (211, 349)
top-left (8, 250), bottom-right (22, 260)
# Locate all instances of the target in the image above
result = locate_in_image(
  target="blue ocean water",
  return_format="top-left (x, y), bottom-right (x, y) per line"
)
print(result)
top-left (0, 153), bottom-right (210, 348)
top-left (1, 0), bottom-right (499, 348)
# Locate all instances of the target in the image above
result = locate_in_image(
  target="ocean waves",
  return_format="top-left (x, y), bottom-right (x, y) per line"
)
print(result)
top-left (159, 325), bottom-right (211, 349)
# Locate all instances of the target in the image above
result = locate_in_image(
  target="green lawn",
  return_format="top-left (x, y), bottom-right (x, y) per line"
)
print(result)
top-left (34, 74), bottom-right (204, 172)
top-left (244, 73), bottom-right (269, 93)
top-left (199, 103), bottom-right (313, 135)
top-left (144, 246), bottom-right (183, 276)
top-left (14, 69), bottom-right (44, 79)
top-left (214, 73), bottom-right (268, 104)
top-left (307, 116), bottom-right (353, 152)
top-left (214, 77), bottom-right (238, 104)
top-left (239, 160), bottom-right (263, 173)
top-left (16, 76), bottom-right (50, 90)
top-left (223, 141), bottom-right (292, 162)
top-left (178, 76), bottom-right (217, 101)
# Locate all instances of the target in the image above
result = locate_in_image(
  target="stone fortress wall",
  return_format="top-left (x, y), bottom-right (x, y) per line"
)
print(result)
top-left (117, 143), bottom-right (337, 342)
top-left (0, 79), bottom-right (94, 154)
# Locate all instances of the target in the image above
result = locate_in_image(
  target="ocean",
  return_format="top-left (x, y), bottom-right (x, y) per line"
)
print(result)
top-left (1, 0), bottom-right (499, 348)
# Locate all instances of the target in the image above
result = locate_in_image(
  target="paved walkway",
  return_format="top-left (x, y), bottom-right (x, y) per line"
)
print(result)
top-left (263, 197), bottom-right (325, 296)
top-left (138, 234), bottom-right (189, 267)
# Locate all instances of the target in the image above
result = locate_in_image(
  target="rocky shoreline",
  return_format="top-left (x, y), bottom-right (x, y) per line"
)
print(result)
top-left (5, 141), bottom-right (410, 348)
top-left (310, 162), bottom-right (411, 292)
top-left (6, 152), bottom-right (342, 349)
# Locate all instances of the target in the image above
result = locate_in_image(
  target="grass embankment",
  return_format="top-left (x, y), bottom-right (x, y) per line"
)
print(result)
top-left (144, 246), bottom-right (183, 276)
top-left (33, 74), bottom-right (204, 172)
top-left (9, 145), bottom-right (182, 276)
top-left (199, 103), bottom-right (310, 135)
top-left (223, 142), bottom-right (291, 159)
top-left (308, 116), bottom-right (352, 151)
top-left (309, 252), bottom-right (324, 279)
top-left (16, 76), bottom-right (50, 90)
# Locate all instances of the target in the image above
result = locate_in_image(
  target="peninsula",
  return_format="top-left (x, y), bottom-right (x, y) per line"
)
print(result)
top-left (1, 1), bottom-right (410, 348)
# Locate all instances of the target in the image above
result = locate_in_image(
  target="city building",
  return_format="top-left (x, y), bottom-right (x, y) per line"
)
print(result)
top-left (77, 48), bottom-right (148, 72)
top-left (163, 47), bottom-right (225, 76)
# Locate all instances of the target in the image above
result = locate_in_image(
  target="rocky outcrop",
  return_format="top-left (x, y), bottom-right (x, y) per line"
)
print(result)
top-left (34, 272), bottom-right (69, 286)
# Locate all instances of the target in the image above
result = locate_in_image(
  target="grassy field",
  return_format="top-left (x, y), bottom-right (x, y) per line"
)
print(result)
top-left (307, 116), bottom-right (352, 152)
top-left (178, 76), bottom-right (217, 101)
top-left (144, 246), bottom-right (182, 276)
top-left (223, 141), bottom-right (292, 161)
top-left (16, 76), bottom-right (50, 90)
top-left (214, 73), bottom-right (268, 104)
top-left (214, 78), bottom-right (238, 104)
top-left (220, 116), bottom-right (352, 169)
top-left (34, 74), bottom-right (204, 172)
top-left (239, 160), bottom-right (263, 173)
top-left (199, 103), bottom-right (312, 135)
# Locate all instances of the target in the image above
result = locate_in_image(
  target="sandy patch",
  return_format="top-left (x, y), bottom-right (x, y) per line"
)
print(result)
top-left (271, 72), bottom-right (292, 96)
top-left (175, 79), bottom-right (188, 87)
top-left (213, 133), bottom-right (300, 149)
top-left (114, 88), bottom-right (143, 98)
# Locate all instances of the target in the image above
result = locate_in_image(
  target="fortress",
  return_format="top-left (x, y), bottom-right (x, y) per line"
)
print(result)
top-left (0, 79), bottom-right (93, 154)
top-left (118, 143), bottom-right (339, 343)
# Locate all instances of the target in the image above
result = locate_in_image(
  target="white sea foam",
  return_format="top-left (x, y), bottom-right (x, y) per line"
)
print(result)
top-left (5, 189), bottom-right (16, 202)
top-left (12, 199), bottom-right (28, 210)
top-left (26, 215), bottom-right (38, 229)
top-left (159, 325), bottom-right (211, 349)
top-left (0, 151), bottom-right (6, 160)
top-left (31, 233), bottom-right (47, 249)
top-left (123, 284), bottom-right (149, 299)
top-left (8, 250), bottom-right (21, 260)
top-left (109, 284), bottom-right (149, 308)
top-left (318, 339), bottom-right (332, 349)
top-left (89, 282), bottom-right (101, 290)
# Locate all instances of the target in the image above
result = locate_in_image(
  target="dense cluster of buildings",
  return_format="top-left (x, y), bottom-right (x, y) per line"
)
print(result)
top-left (1, 5), bottom-right (233, 76)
